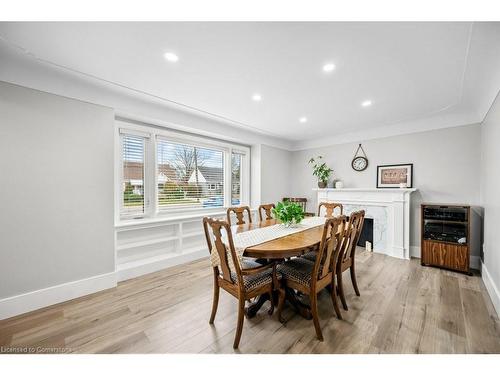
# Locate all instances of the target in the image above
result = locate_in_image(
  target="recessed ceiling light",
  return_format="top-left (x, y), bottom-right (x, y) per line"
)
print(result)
top-left (323, 63), bottom-right (336, 73)
top-left (361, 100), bottom-right (373, 107)
top-left (164, 52), bottom-right (179, 62)
top-left (299, 117), bottom-right (308, 123)
top-left (252, 94), bottom-right (262, 102)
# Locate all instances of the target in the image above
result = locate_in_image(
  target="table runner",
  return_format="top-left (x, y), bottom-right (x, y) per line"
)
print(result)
top-left (209, 216), bottom-right (327, 270)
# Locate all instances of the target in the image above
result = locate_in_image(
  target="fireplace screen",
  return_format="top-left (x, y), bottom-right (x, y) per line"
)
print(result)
top-left (357, 218), bottom-right (373, 247)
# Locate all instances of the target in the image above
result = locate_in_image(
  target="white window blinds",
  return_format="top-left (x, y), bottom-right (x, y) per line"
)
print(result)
top-left (121, 134), bottom-right (146, 217)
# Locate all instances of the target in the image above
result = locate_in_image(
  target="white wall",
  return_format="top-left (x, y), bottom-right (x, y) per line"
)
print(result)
top-left (480, 91), bottom-right (500, 315)
top-left (290, 124), bottom-right (482, 255)
top-left (0, 81), bottom-right (115, 317)
top-left (260, 145), bottom-right (292, 204)
top-left (250, 144), bottom-right (262, 208)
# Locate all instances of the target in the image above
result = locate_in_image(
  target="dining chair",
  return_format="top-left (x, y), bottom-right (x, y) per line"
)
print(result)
top-left (227, 206), bottom-right (252, 225)
top-left (300, 200), bottom-right (342, 264)
top-left (337, 210), bottom-right (365, 311)
top-left (282, 197), bottom-right (314, 217)
top-left (318, 202), bottom-right (343, 217)
top-left (258, 203), bottom-right (275, 221)
top-left (277, 216), bottom-right (347, 341)
top-left (203, 217), bottom-right (283, 349)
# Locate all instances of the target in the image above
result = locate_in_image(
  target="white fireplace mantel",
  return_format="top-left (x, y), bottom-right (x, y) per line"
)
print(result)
top-left (314, 188), bottom-right (417, 259)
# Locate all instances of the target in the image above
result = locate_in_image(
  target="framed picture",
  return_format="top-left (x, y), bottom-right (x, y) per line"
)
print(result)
top-left (376, 163), bottom-right (413, 188)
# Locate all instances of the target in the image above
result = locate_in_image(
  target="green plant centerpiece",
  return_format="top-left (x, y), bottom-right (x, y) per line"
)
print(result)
top-left (308, 155), bottom-right (333, 188)
top-left (272, 201), bottom-right (305, 228)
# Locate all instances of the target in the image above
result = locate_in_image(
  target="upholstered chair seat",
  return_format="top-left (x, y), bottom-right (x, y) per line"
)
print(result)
top-left (232, 267), bottom-right (282, 291)
top-left (277, 257), bottom-right (320, 288)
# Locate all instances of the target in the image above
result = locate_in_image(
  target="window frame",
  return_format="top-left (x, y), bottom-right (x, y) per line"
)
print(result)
top-left (118, 128), bottom-right (153, 221)
top-left (116, 120), bottom-right (250, 223)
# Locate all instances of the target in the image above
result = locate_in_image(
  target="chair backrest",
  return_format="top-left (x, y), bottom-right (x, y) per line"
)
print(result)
top-left (341, 210), bottom-right (365, 263)
top-left (203, 217), bottom-right (243, 286)
top-left (318, 202), bottom-right (343, 217)
top-left (312, 216), bottom-right (347, 283)
top-left (282, 197), bottom-right (308, 212)
top-left (258, 203), bottom-right (275, 221)
top-left (227, 206), bottom-right (252, 225)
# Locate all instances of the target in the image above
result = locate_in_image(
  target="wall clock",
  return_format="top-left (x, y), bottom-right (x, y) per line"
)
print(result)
top-left (351, 144), bottom-right (368, 171)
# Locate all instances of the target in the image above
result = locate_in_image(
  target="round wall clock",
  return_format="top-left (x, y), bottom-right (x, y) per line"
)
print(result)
top-left (351, 144), bottom-right (368, 172)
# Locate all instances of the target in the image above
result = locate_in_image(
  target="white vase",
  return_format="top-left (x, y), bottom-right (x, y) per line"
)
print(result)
top-left (335, 181), bottom-right (344, 189)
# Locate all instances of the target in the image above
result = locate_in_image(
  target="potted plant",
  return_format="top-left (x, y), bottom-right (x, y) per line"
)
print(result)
top-left (272, 201), bottom-right (305, 228)
top-left (308, 156), bottom-right (333, 188)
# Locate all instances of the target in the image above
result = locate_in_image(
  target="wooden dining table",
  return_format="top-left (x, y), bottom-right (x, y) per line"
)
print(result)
top-left (232, 218), bottom-right (330, 320)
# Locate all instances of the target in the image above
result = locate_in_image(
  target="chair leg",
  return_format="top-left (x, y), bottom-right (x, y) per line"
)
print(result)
top-left (331, 279), bottom-right (343, 320)
top-left (337, 272), bottom-right (348, 311)
top-left (277, 288), bottom-right (286, 323)
top-left (350, 264), bottom-right (361, 296)
top-left (233, 297), bottom-right (246, 349)
top-left (268, 291), bottom-right (275, 315)
top-left (209, 278), bottom-right (220, 324)
top-left (310, 292), bottom-right (323, 341)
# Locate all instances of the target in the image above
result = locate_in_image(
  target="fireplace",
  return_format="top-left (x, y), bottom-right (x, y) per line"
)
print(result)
top-left (357, 217), bottom-right (373, 248)
top-left (314, 188), bottom-right (416, 259)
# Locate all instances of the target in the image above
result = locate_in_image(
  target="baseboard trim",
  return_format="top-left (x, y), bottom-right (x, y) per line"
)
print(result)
top-left (117, 249), bottom-right (207, 282)
top-left (481, 261), bottom-right (500, 318)
top-left (0, 250), bottom-right (209, 320)
top-left (0, 271), bottom-right (117, 320)
top-left (410, 245), bottom-right (421, 258)
top-left (470, 256), bottom-right (481, 270)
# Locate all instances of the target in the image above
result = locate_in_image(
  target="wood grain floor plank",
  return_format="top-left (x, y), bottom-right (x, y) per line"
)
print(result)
top-left (438, 274), bottom-right (466, 338)
top-left (461, 287), bottom-right (500, 353)
top-left (1, 252), bottom-right (498, 354)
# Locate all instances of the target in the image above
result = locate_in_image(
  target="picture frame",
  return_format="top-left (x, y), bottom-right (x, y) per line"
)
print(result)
top-left (376, 163), bottom-right (413, 188)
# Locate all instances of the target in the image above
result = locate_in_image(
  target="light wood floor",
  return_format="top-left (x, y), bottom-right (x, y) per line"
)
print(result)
top-left (1, 251), bottom-right (499, 354)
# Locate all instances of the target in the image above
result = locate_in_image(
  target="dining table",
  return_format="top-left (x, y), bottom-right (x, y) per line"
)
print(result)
top-left (231, 218), bottom-right (334, 320)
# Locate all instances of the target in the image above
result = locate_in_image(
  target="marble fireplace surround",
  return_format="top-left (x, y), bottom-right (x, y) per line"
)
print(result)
top-left (314, 188), bottom-right (417, 259)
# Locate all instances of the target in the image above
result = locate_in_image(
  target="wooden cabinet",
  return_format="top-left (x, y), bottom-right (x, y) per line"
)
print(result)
top-left (421, 204), bottom-right (471, 274)
top-left (421, 240), bottom-right (469, 272)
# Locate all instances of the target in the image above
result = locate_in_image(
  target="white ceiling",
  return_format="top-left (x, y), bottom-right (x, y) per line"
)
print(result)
top-left (1, 22), bottom-right (499, 146)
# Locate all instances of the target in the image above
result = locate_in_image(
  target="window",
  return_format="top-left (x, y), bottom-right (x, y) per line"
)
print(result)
top-left (118, 121), bottom-right (250, 220)
top-left (121, 134), bottom-right (146, 217)
top-left (231, 152), bottom-right (243, 206)
top-left (157, 139), bottom-right (224, 210)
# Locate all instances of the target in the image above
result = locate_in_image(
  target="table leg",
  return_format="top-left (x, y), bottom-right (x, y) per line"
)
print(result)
top-left (284, 287), bottom-right (312, 320)
top-left (244, 294), bottom-right (269, 318)
top-left (244, 261), bottom-right (279, 318)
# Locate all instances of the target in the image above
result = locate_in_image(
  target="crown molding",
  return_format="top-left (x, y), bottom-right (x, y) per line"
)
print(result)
top-left (290, 110), bottom-right (481, 151)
